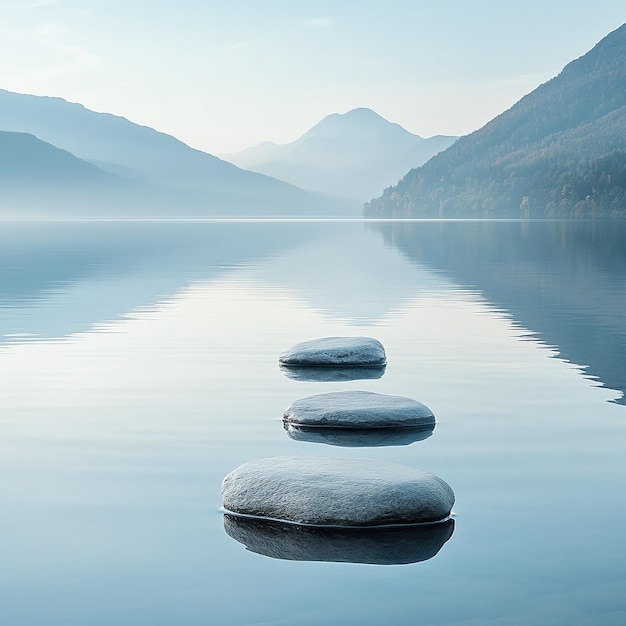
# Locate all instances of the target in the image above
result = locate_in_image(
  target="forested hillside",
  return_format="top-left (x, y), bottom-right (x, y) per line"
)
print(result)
top-left (365, 24), bottom-right (626, 218)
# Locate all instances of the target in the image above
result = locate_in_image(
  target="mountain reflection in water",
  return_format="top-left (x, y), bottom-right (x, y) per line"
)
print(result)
top-left (372, 220), bottom-right (626, 405)
top-left (1, 218), bottom-right (625, 625)
top-left (1, 219), bottom-right (624, 405)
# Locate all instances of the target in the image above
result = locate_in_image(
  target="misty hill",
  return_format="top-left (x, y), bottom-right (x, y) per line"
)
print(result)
top-left (0, 89), bottom-right (353, 217)
top-left (0, 130), bottom-right (200, 217)
top-left (366, 23), bottom-right (626, 218)
top-left (223, 108), bottom-right (456, 201)
top-left (0, 130), bottom-right (141, 216)
top-left (0, 131), bottom-right (114, 182)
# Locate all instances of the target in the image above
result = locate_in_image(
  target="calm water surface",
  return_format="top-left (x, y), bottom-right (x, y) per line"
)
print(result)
top-left (0, 219), bottom-right (624, 625)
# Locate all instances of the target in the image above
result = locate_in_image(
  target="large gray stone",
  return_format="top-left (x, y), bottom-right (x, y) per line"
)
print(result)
top-left (224, 514), bottom-right (454, 565)
top-left (283, 390), bottom-right (435, 429)
top-left (279, 337), bottom-right (386, 368)
top-left (221, 456), bottom-right (455, 526)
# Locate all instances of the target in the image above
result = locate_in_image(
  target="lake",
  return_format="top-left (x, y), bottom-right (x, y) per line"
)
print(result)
top-left (0, 218), bottom-right (624, 625)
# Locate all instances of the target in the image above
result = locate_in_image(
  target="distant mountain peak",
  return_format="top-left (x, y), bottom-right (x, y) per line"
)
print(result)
top-left (300, 107), bottom-right (416, 142)
top-left (0, 88), bottom-right (353, 217)
top-left (335, 107), bottom-right (388, 121)
top-left (224, 108), bottom-right (457, 201)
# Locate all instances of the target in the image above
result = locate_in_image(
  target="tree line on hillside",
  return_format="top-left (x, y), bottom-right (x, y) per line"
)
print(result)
top-left (365, 145), bottom-right (626, 219)
top-left (365, 24), bottom-right (626, 219)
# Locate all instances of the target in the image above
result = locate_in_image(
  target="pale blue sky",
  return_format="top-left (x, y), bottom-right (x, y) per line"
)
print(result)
top-left (0, 1), bottom-right (624, 153)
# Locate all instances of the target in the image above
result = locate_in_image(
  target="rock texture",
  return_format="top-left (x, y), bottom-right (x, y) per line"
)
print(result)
top-left (224, 514), bottom-right (454, 565)
top-left (221, 456), bottom-right (455, 526)
top-left (279, 337), bottom-right (386, 368)
top-left (283, 390), bottom-right (435, 429)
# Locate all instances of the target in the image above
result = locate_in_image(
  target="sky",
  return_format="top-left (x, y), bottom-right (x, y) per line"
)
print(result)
top-left (0, 1), bottom-right (625, 154)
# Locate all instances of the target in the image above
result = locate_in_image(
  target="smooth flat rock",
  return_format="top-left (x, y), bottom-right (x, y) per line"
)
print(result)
top-left (221, 456), bottom-right (455, 526)
top-left (279, 363), bottom-right (386, 382)
top-left (279, 337), bottom-right (386, 368)
top-left (284, 423), bottom-right (435, 447)
top-left (224, 514), bottom-right (454, 565)
top-left (283, 390), bottom-right (435, 429)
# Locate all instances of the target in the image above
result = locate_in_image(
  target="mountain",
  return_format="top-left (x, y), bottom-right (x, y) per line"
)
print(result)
top-left (0, 131), bottom-right (114, 182)
top-left (365, 23), bottom-right (626, 218)
top-left (223, 108), bottom-right (456, 201)
top-left (0, 89), bottom-right (353, 217)
top-left (0, 129), bottom-right (207, 217)
top-left (0, 130), bottom-right (142, 216)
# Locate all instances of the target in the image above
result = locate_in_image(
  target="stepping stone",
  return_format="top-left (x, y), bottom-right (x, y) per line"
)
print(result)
top-left (224, 514), bottom-right (454, 565)
top-left (284, 423), bottom-right (435, 447)
top-left (279, 363), bottom-right (386, 383)
top-left (283, 390), bottom-right (435, 430)
top-left (279, 337), bottom-right (386, 368)
top-left (221, 456), bottom-right (455, 526)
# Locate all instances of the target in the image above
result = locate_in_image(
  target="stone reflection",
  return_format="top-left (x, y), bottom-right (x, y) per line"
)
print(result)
top-left (284, 422), bottom-right (435, 447)
top-left (279, 363), bottom-right (386, 382)
top-left (224, 514), bottom-right (455, 565)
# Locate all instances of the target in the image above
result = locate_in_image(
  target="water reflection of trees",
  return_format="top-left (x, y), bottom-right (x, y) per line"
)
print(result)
top-left (372, 220), bottom-right (626, 404)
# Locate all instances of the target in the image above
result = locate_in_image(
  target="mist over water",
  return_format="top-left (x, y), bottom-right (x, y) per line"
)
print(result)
top-left (0, 219), bottom-right (625, 625)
